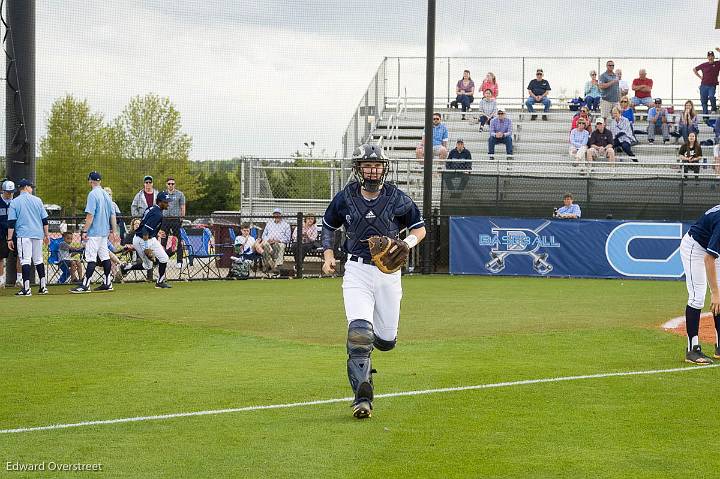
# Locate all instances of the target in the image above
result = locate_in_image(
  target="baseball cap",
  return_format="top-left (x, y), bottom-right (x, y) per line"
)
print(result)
top-left (654, 98), bottom-right (662, 104)
top-left (456, 138), bottom-right (464, 144)
top-left (143, 175), bottom-right (153, 182)
top-left (595, 118), bottom-right (604, 125)
top-left (497, 108), bottom-right (505, 113)
top-left (1, 180), bottom-right (15, 192)
top-left (88, 171), bottom-right (102, 181)
top-left (272, 208), bottom-right (282, 215)
top-left (156, 192), bottom-right (170, 203)
top-left (18, 178), bottom-right (33, 188)
top-left (708, 51), bottom-right (715, 56)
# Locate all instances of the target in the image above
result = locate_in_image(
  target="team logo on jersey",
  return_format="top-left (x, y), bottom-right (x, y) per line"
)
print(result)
top-left (478, 220), bottom-right (559, 275)
top-left (365, 211), bottom-right (376, 219)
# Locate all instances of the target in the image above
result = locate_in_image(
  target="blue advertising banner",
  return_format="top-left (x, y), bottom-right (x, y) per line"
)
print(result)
top-left (449, 217), bottom-right (691, 279)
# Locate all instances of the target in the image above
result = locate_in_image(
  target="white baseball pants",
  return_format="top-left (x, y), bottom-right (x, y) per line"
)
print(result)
top-left (680, 233), bottom-right (720, 309)
top-left (17, 237), bottom-right (43, 266)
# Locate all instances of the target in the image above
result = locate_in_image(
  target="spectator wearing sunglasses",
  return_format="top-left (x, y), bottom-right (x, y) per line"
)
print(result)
top-left (161, 177), bottom-right (186, 267)
top-left (619, 96), bottom-right (635, 127)
top-left (131, 175), bottom-right (159, 217)
top-left (584, 71), bottom-right (601, 112)
top-left (598, 60), bottom-right (620, 120)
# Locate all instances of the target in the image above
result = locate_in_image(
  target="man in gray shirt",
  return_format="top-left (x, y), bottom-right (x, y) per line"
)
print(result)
top-left (598, 60), bottom-right (620, 121)
top-left (161, 176), bottom-right (186, 266)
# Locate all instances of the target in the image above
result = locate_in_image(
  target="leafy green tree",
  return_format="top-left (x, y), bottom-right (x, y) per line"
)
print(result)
top-left (37, 96), bottom-right (107, 214)
top-left (191, 171), bottom-right (236, 215)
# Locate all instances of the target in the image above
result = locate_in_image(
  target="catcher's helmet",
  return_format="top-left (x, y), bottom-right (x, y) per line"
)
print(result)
top-left (352, 143), bottom-right (389, 192)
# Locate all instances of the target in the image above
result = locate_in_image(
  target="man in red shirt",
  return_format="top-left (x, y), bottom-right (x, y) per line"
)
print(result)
top-left (630, 69), bottom-right (654, 108)
top-left (693, 48), bottom-right (720, 115)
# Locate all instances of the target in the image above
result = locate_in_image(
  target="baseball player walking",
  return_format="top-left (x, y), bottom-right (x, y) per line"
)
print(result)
top-left (118, 192), bottom-right (172, 289)
top-left (71, 172), bottom-right (119, 293)
top-left (6, 179), bottom-right (50, 296)
top-left (680, 204), bottom-right (720, 364)
top-left (322, 144), bottom-right (426, 419)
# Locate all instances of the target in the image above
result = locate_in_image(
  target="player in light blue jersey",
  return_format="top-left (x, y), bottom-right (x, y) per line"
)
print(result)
top-left (71, 172), bottom-right (118, 294)
top-left (6, 179), bottom-right (49, 296)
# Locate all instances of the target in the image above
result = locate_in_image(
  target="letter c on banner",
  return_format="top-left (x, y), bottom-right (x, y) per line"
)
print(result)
top-left (605, 223), bottom-right (684, 278)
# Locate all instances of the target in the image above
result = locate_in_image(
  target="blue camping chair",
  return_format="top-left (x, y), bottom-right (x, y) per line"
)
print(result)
top-left (179, 227), bottom-right (223, 279)
top-left (47, 237), bottom-right (79, 284)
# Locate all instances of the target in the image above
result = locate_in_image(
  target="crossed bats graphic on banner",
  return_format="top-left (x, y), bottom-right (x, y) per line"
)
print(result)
top-left (484, 220), bottom-right (554, 275)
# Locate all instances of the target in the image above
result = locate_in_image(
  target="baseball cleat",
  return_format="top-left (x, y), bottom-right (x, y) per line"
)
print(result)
top-left (714, 346), bottom-right (720, 360)
top-left (69, 285), bottom-right (91, 294)
top-left (93, 284), bottom-right (113, 292)
top-left (352, 400), bottom-right (373, 419)
top-left (37, 287), bottom-right (49, 295)
top-left (155, 282), bottom-right (172, 289)
top-left (15, 288), bottom-right (31, 297)
top-left (685, 346), bottom-right (713, 365)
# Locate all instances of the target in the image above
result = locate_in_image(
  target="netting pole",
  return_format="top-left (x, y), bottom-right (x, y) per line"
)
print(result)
top-left (421, 0), bottom-right (436, 275)
top-left (295, 212), bottom-right (304, 279)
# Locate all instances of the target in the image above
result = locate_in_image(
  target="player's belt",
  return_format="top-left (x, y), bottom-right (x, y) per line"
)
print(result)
top-left (347, 254), bottom-right (372, 264)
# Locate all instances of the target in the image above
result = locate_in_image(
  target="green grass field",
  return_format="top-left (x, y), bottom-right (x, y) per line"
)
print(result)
top-left (1, 276), bottom-right (718, 478)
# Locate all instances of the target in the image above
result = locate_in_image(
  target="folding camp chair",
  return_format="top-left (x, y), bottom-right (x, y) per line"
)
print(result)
top-left (179, 227), bottom-right (223, 279)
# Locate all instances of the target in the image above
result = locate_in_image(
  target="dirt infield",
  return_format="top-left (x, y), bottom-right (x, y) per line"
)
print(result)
top-left (662, 313), bottom-right (717, 343)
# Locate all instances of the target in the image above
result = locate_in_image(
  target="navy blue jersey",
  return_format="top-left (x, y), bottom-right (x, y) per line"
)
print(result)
top-left (689, 204), bottom-right (720, 257)
top-left (135, 205), bottom-right (164, 239)
top-left (0, 196), bottom-right (10, 237)
top-left (323, 182), bottom-right (424, 260)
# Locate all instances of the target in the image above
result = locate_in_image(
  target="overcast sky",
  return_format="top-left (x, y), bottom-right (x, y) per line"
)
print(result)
top-left (28, 1), bottom-right (720, 160)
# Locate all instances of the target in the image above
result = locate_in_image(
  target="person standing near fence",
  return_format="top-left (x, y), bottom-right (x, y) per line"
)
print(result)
top-left (261, 208), bottom-right (291, 275)
top-left (693, 48), bottom-right (720, 118)
top-left (6, 179), bottom-right (49, 297)
top-left (71, 172), bottom-right (118, 293)
top-left (161, 176), bottom-right (186, 268)
top-left (131, 176), bottom-right (158, 217)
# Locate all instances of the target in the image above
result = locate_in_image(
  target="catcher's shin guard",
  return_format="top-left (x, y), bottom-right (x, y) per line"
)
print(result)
top-left (347, 319), bottom-right (375, 402)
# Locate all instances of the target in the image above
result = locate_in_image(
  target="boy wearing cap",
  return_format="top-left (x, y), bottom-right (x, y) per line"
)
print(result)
top-left (0, 180), bottom-right (15, 287)
top-left (261, 208), bottom-right (291, 274)
top-left (6, 179), bottom-right (49, 296)
top-left (118, 192), bottom-right (172, 289)
top-left (647, 98), bottom-right (670, 144)
top-left (693, 48), bottom-right (720, 115)
top-left (130, 175), bottom-right (158, 217)
top-left (71, 172), bottom-right (118, 293)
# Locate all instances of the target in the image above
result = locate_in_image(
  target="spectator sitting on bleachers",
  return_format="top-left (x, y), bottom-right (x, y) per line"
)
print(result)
top-left (445, 139), bottom-right (472, 195)
top-left (678, 100), bottom-right (699, 143)
top-left (598, 60), bottom-right (620, 120)
top-left (261, 208), bottom-right (291, 274)
top-left (679, 132), bottom-right (702, 178)
top-left (416, 113), bottom-right (449, 161)
top-left (630, 69), bottom-right (654, 108)
top-left (291, 214), bottom-right (319, 255)
top-left (235, 223), bottom-right (263, 257)
top-left (587, 118), bottom-right (616, 163)
top-left (571, 106), bottom-right (593, 133)
top-left (488, 109), bottom-right (513, 158)
top-left (609, 107), bottom-right (637, 160)
top-left (569, 118), bottom-right (589, 165)
top-left (554, 193), bottom-right (581, 219)
top-left (616, 69), bottom-right (629, 98)
top-left (451, 69), bottom-right (475, 120)
top-left (477, 89), bottom-right (497, 132)
top-left (584, 70), bottom-right (601, 112)
top-left (619, 96), bottom-right (635, 127)
top-left (525, 69), bottom-right (551, 120)
top-left (647, 98), bottom-right (671, 144)
top-left (480, 72), bottom-right (498, 99)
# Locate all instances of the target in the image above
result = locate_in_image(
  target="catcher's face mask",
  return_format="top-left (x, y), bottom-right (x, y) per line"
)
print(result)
top-left (354, 160), bottom-right (388, 193)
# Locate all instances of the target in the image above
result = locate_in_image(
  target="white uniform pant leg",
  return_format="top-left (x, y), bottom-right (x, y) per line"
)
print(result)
top-left (342, 261), bottom-right (375, 323)
top-left (372, 268), bottom-right (403, 342)
top-left (681, 233), bottom-right (712, 309)
top-left (18, 237), bottom-right (43, 266)
top-left (84, 236), bottom-right (110, 262)
top-left (133, 236), bottom-right (168, 269)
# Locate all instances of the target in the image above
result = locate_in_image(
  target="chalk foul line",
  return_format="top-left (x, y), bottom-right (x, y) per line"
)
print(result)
top-left (2, 364), bottom-right (717, 434)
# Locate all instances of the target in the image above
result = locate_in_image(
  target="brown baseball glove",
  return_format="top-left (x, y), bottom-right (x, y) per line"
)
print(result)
top-left (144, 248), bottom-right (156, 261)
top-left (368, 235), bottom-right (409, 274)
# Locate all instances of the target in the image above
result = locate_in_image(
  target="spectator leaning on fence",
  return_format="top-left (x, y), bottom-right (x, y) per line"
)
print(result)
top-left (587, 118), bottom-right (615, 163)
top-left (647, 98), bottom-right (671, 144)
top-left (416, 113), bottom-right (449, 161)
top-left (598, 60), bottom-right (620, 120)
top-left (131, 175), bottom-right (158, 217)
top-left (630, 69), bottom-right (654, 108)
top-left (451, 69), bottom-right (475, 119)
top-left (261, 208), bottom-right (292, 274)
top-left (584, 70), bottom-right (601, 112)
top-left (554, 193), bottom-right (581, 219)
top-left (569, 118), bottom-right (589, 165)
top-left (609, 107), bottom-right (637, 160)
top-left (477, 89), bottom-right (498, 132)
top-left (480, 72), bottom-right (498, 99)
top-left (488, 109), bottom-right (513, 158)
top-left (525, 68), bottom-right (551, 120)
top-left (693, 48), bottom-right (720, 116)
top-left (678, 100), bottom-right (699, 143)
